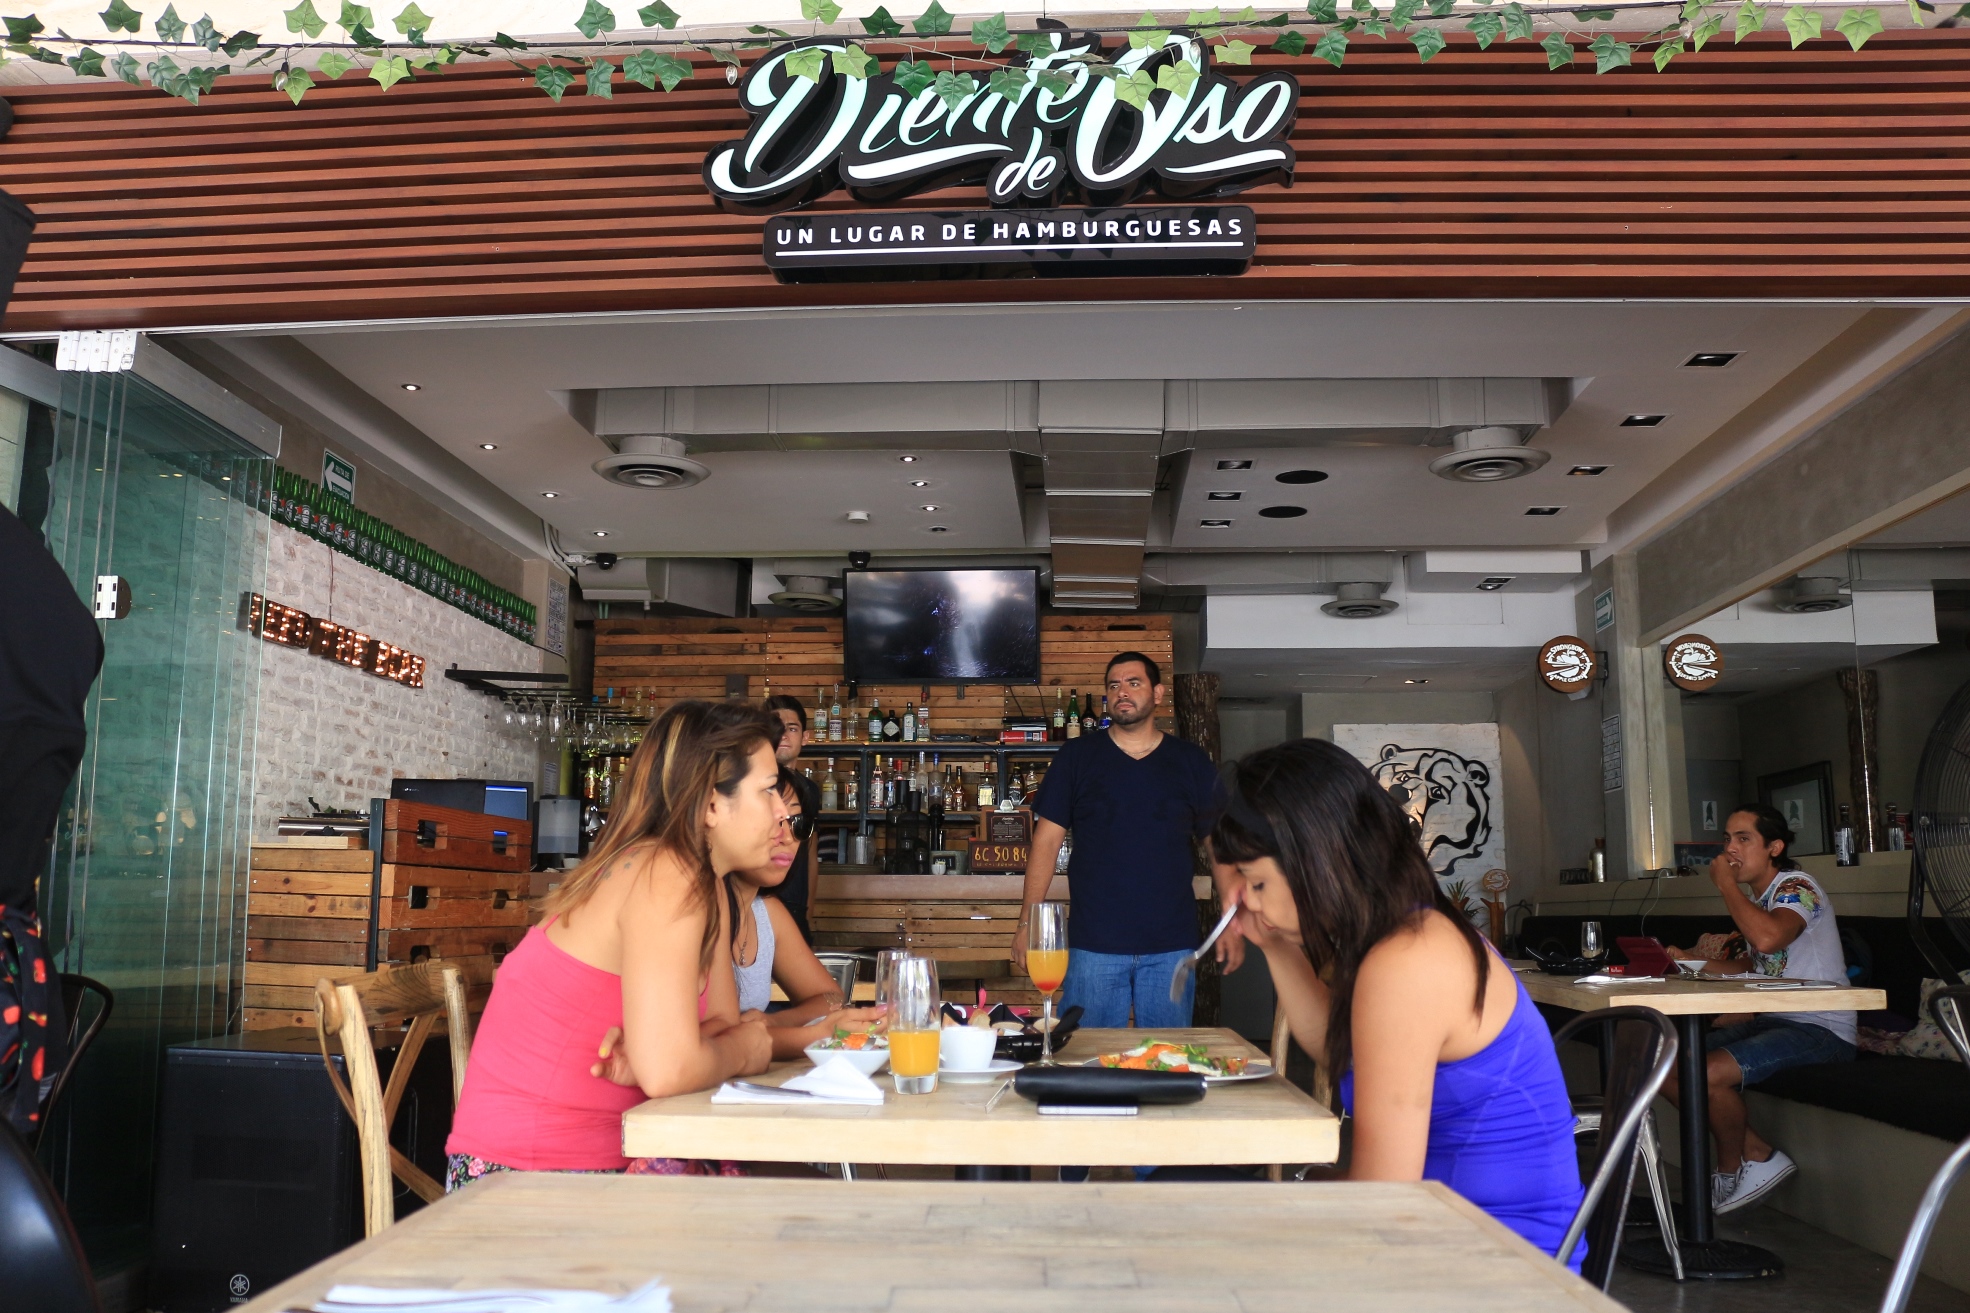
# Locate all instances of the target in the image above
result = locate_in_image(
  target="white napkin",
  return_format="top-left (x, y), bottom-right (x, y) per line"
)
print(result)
top-left (1574, 974), bottom-right (1663, 984)
top-left (710, 1055), bottom-right (885, 1106)
top-left (311, 1281), bottom-right (669, 1312)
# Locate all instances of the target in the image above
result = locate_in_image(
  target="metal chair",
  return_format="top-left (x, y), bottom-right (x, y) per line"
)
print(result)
top-left (31, 974), bottom-right (113, 1151)
top-left (0, 1118), bottom-right (99, 1313)
top-left (1879, 983), bottom-right (1970, 1313)
top-left (1552, 1006), bottom-right (1679, 1290)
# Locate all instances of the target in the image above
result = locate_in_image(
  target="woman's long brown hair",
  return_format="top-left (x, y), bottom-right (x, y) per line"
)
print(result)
top-left (541, 699), bottom-right (780, 975)
top-left (1211, 737), bottom-right (1489, 1079)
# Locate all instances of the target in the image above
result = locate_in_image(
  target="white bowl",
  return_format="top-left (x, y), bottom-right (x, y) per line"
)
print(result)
top-left (938, 1025), bottom-right (1000, 1073)
top-left (805, 1043), bottom-right (889, 1076)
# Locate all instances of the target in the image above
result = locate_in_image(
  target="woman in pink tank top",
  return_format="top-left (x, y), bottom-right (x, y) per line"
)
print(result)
top-left (446, 701), bottom-right (784, 1186)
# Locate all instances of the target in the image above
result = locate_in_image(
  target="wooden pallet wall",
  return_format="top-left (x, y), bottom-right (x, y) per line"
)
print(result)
top-left (592, 614), bottom-right (1174, 734)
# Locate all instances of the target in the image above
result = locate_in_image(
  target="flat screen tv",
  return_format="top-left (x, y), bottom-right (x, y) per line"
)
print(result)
top-left (843, 568), bottom-right (1041, 684)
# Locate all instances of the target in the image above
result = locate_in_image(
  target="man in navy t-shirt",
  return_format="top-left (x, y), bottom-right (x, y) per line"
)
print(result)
top-left (1012, 651), bottom-right (1231, 1028)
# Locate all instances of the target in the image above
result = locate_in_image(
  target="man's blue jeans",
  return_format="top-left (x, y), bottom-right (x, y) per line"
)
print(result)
top-left (1059, 947), bottom-right (1196, 1030)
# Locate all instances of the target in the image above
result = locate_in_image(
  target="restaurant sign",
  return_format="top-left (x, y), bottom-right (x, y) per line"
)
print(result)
top-left (704, 30), bottom-right (1298, 216)
top-left (241, 592), bottom-right (427, 689)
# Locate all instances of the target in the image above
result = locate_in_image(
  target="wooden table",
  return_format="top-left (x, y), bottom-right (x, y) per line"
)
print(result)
top-left (1519, 967), bottom-right (1885, 1281)
top-left (240, 1172), bottom-right (1624, 1312)
top-left (621, 1026), bottom-right (1339, 1171)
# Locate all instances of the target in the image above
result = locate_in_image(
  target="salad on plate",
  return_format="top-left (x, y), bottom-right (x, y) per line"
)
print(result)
top-left (1094, 1039), bottom-right (1248, 1077)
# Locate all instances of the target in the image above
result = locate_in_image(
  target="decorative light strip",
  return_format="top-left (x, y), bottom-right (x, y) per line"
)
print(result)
top-left (241, 593), bottom-right (428, 688)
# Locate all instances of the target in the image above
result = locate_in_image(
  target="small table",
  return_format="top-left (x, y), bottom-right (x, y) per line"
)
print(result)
top-left (238, 1172), bottom-right (1625, 1313)
top-left (621, 1026), bottom-right (1340, 1171)
top-left (1518, 968), bottom-right (1884, 1281)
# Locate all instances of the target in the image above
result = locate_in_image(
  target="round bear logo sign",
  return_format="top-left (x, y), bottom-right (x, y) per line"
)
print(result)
top-left (1663, 634), bottom-right (1724, 692)
top-left (1537, 635), bottom-right (1598, 694)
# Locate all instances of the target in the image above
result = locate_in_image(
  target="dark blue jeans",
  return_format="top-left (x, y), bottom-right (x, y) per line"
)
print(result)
top-left (1059, 947), bottom-right (1196, 1029)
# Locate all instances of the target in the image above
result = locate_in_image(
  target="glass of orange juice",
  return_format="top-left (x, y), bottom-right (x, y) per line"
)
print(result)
top-left (887, 955), bottom-right (942, 1095)
top-left (1027, 901), bottom-right (1069, 1066)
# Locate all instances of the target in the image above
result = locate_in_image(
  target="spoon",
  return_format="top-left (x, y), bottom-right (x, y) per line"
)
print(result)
top-left (1169, 896), bottom-right (1241, 1003)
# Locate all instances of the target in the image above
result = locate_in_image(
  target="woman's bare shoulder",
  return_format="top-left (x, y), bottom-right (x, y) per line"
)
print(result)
top-left (1359, 910), bottom-right (1478, 990)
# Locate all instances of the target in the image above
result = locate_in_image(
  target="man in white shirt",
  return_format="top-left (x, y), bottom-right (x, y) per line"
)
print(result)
top-left (1667, 804), bottom-right (1856, 1214)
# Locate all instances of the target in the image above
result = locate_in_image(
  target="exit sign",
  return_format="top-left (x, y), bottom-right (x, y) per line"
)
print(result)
top-left (322, 450), bottom-right (356, 503)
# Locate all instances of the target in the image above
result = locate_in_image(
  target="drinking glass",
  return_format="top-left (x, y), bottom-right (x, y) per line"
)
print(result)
top-left (887, 955), bottom-right (941, 1095)
top-left (872, 948), bottom-right (908, 1035)
top-left (1581, 920), bottom-right (1606, 968)
top-left (1027, 901), bottom-right (1070, 1066)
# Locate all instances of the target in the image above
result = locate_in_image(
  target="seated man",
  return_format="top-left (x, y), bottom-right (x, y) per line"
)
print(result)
top-left (1666, 804), bottom-right (1855, 1214)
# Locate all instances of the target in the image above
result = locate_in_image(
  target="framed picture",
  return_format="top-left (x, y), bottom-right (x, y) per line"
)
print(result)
top-left (1757, 762), bottom-right (1833, 858)
top-left (1333, 723), bottom-right (1505, 922)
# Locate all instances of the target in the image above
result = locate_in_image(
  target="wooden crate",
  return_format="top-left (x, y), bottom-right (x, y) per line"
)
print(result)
top-left (377, 798), bottom-right (531, 871)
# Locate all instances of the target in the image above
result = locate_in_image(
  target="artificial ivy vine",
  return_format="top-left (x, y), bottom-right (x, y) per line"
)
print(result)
top-left (0, 0), bottom-right (1947, 111)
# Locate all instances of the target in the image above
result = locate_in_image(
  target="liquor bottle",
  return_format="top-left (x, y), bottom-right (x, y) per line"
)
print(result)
top-left (1083, 696), bottom-right (1099, 735)
top-left (843, 767), bottom-right (859, 813)
top-left (917, 700), bottom-right (931, 740)
top-left (1885, 802), bottom-right (1906, 852)
top-left (1835, 803), bottom-right (1858, 866)
top-left (867, 757), bottom-right (883, 811)
top-left (829, 686), bottom-right (844, 742)
top-left (812, 689), bottom-right (827, 741)
top-left (1099, 695), bottom-right (1111, 729)
top-left (976, 770), bottom-right (995, 810)
top-left (902, 702), bottom-right (917, 743)
top-left (884, 704), bottom-right (902, 742)
top-left (947, 766), bottom-right (964, 813)
top-left (821, 759), bottom-right (840, 811)
top-left (865, 698), bottom-right (880, 743)
top-left (1052, 691), bottom-right (1066, 741)
top-left (1066, 690), bottom-right (1081, 740)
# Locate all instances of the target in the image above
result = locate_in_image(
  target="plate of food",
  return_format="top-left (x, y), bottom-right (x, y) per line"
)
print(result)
top-left (805, 1028), bottom-right (889, 1076)
top-left (1084, 1039), bottom-right (1274, 1083)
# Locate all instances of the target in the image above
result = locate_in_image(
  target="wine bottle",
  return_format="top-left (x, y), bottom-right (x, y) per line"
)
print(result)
top-left (1066, 690), bottom-right (1082, 739)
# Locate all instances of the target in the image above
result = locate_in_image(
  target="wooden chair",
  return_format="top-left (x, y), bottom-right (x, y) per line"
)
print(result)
top-left (1268, 1008), bottom-right (1334, 1182)
top-left (312, 956), bottom-right (495, 1236)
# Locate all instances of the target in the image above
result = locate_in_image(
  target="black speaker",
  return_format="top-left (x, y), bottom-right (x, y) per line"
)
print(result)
top-left (148, 1029), bottom-right (451, 1311)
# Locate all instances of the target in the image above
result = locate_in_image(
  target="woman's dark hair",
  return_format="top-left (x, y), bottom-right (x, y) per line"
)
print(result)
top-left (1730, 803), bottom-right (1801, 870)
top-left (1210, 738), bottom-right (1489, 1078)
top-left (727, 765), bottom-right (808, 964)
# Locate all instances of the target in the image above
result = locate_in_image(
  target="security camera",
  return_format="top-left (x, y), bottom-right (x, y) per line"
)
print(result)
top-left (848, 551), bottom-right (872, 569)
top-left (594, 552), bottom-right (620, 570)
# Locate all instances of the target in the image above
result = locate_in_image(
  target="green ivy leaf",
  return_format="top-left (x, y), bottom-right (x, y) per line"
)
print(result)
top-left (1411, 23), bottom-right (1445, 57)
top-left (1110, 66), bottom-right (1154, 107)
top-left (912, 0), bottom-right (952, 34)
top-left (1467, 10), bottom-right (1501, 44)
top-left (108, 48), bottom-right (139, 81)
top-left (1428, 0), bottom-right (1456, 14)
top-left (1357, 15), bottom-right (1387, 35)
top-left (1680, 0), bottom-right (1702, 18)
top-left (970, 10), bottom-right (1010, 50)
top-left (831, 42), bottom-right (875, 75)
top-left (347, 19), bottom-right (382, 45)
top-left (1272, 27), bottom-right (1306, 52)
top-left (893, 56), bottom-right (933, 93)
top-left (1015, 29), bottom-right (1054, 54)
top-left (1130, 11), bottom-right (1171, 46)
top-left (1733, 1), bottom-right (1763, 38)
top-left (987, 62), bottom-right (1030, 101)
top-left (315, 47), bottom-right (355, 76)
top-left (784, 44), bottom-right (826, 79)
top-left (622, 46), bottom-right (666, 84)
top-left (1652, 33), bottom-right (1683, 66)
top-left (369, 52), bottom-right (410, 86)
top-left (801, 0), bottom-right (843, 19)
top-left (1155, 59), bottom-right (1201, 92)
top-left (1501, 2), bottom-right (1534, 38)
top-left (222, 28), bottom-right (258, 54)
top-left (492, 31), bottom-right (528, 47)
top-left (932, 67), bottom-right (976, 107)
top-left (1834, 5), bottom-right (1881, 45)
top-left (699, 42), bottom-right (740, 64)
top-left (860, 4), bottom-right (902, 34)
top-left (1188, 6), bottom-right (1222, 24)
top-left (1541, 28), bottom-right (1572, 65)
top-left (284, 0), bottom-right (325, 36)
top-left (336, 1), bottom-right (372, 32)
top-left (1217, 36), bottom-right (1255, 60)
top-left (1570, 6), bottom-right (1615, 17)
top-left (1691, 11), bottom-right (1723, 46)
top-left (66, 45), bottom-right (106, 74)
top-left (533, 60), bottom-right (576, 98)
top-left (638, 0), bottom-right (678, 26)
top-left (655, 49), bottom-right (693, 86)
top-left (391, 2), bottom-right (429, 36)
top-left (188, 13), bottom-right (218, 47)
top-left (574, 0), bottom-right (615, 38)
top-left (153, 2), bottom-right (183, 40)
top-left (1313, 26), bottom-right (1348, 61)
top-left (2, 12), bottom-right (41, 41)
top-left (1033, 67), bottom-right (1072, 95)
top-left (1307, 0), bottom-right (1339, 21)
top-left (1782, 3), bottom-right (1819, 42)
top-left (1589, 30), bottom-right (1631, 69)
top-left (408, 47), bottom-right (451, 66)
top-left (582, 56), bottom-right (612, 94)
top-left (1389, 0), bottom-right (1419, 26)
top-left (99, 0), bottom-right (141, 34)
top-left (277, 63), bottom-right (313, 101)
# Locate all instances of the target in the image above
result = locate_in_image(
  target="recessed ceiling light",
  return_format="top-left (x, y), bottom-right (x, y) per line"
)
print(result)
top-left (910, 480), bottom-right (930, 488)
top-left (400, 383), bottom-right (421, 391)
top-left (920, 504), bottom-right (941, 511)
top-left (479, 443), bottom-right (498, 450)
top-left (541, 491), bottom-right (560, 498)
top-left (1275, 470), bottom-right (1328, 485)
top-left (1621, 414), bottom-right (1667, 427)
top-left (1216, 459), bottom-right (1253, 470)
top-left (1207, 491), bottom-right (1242, 501)
top-left (1568, 465), bottom-right (1607, 476)
top-left (1258, 506), bottom-right (1307, 519)
top-left (1684, 352), bottom-right (1738, 368)
top-left (1477, 577), bottom-right (1512, 591)
top-left (927, 525), bottom-right (950, 533)
top-left (592, 530), bottom-right (610, 537)
top-left (1405, 678), bottom-right (1430, 685)
top-left (1525, 506), bottom-right (1564, 516)
top-left (898, 455), bottom-right (918, 463)
top-left (1200, 518), bottom-right (1234, 528)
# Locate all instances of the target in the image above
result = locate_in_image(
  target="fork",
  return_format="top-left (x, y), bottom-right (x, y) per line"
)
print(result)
top-left (1169, 898), bottom-right (1241, 1003)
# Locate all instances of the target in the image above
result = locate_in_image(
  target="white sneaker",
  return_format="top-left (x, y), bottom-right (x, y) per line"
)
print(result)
top-left (1716, 1150), bottom-right (1796, 1214)
top-left (1711, 1167), bottom-right (1742, 1211)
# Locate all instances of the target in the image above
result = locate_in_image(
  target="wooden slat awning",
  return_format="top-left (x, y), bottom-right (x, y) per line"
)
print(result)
top-left (4, 30), bottom-right (1970, 331)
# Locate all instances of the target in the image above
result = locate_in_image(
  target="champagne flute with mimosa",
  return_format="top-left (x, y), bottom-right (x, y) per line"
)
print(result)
top-left (887, 955), bottom-right (942, 1095)
top-left (1027, 901), bottom-right (1069, 1066)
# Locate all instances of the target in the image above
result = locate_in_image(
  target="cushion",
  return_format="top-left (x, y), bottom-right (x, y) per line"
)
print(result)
top-left (1896, 971), bottom-right (1970, 1063)
top-left (1756, 1051), bottom-right (1970, 1143)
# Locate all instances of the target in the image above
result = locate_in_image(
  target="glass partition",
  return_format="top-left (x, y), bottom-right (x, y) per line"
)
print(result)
top-left (27, 368), bottom-right (270, 1261)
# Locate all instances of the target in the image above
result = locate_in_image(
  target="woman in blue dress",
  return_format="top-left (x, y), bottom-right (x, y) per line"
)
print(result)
top-left (1214, 738), bottom-right (1584, 1267)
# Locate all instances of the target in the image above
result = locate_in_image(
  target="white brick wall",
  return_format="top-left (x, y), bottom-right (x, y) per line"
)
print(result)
top-left (253, 522), bottom-right (544, 837)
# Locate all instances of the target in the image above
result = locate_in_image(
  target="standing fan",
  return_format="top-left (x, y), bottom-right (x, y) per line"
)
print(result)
top-left (1910, 679), bottom-right (1970, 977)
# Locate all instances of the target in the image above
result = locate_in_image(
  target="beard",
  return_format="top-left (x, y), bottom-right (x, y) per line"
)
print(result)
top-left (1110, 700), bottom-right (1155, 729)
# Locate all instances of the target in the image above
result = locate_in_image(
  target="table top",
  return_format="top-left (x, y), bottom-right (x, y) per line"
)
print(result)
top-left (1515, 966), bottom-right (1886, 1016)
top-left (240, 1172), bottom-right (1623, 1313)
top-left (621, 1026), bottom-right (1340, 1167)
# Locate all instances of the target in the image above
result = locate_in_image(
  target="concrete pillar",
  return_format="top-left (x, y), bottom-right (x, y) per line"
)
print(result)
top-left (1603, 555), bottom-right (1686, 878)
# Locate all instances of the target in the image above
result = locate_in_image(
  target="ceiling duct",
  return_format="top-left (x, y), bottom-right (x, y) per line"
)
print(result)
top-left (1427, 426), bottom-right (1552, 483)
top-left (1321, 581), bottom-right (1399, 619)
top-left (1038, 384), bottom-right (1162, 611)
top-left (1774, 576), bottom-right (1853, 613)
top-left (768, 573), bottom-right (841, 612)
top-left (592, 434), bottom-right (710, 489)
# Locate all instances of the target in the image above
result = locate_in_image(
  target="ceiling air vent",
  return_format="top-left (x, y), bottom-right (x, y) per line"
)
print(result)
top-left (1320, 581), bottom-right (1398, 619)
top-left (1428, 426), bottom-right (1552, 483)
top-left (1774, 576), bottom-right (1851, 614)
top-left (768, 575), bottom-right (841, 612)
top-left (592, 435), bottom-right (710, 490)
